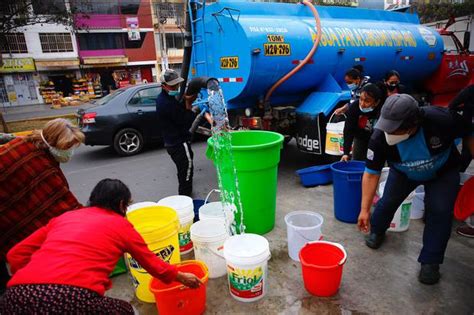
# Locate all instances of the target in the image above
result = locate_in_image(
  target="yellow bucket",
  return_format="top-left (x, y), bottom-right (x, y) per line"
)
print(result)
top-left (126, 205), bottom-right (181, 303)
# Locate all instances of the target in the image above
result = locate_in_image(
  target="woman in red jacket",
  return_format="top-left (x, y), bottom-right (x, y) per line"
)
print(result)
top-left (0, 179), bottom-right (201, 314)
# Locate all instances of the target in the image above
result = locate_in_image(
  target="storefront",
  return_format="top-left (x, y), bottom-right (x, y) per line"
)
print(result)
top-left (34, 59), bottom-right (81, 103)
top-left (0, 58), bottom-right (39, 107)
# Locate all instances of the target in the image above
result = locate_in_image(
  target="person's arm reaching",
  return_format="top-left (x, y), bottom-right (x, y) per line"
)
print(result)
top-left (7, 225), bottom-right (49, 274)
top-left (358, 172), bottom-right (380, 233)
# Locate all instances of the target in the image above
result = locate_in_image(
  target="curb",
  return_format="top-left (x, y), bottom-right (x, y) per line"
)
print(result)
top-left (6, 113), bottom-right (78, 124)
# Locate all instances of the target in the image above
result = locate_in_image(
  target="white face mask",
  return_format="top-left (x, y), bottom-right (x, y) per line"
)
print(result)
top-left (384, 132), bottom-right (410, 146)
top-left (41, 131), bottom-right (75, 163)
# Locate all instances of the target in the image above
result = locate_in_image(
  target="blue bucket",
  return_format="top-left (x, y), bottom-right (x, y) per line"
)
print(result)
top-left (330, 161), bottom-right (365, 223)
top-left (296, 164), bottom-right (333, 187)
top-left (193, 199), bottom-right (205, 222)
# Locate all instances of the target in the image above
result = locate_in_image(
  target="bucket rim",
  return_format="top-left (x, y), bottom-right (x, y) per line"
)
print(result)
top-left (330, 161), bottom-right (365, 174)
top-left (157, 195), bottom-right (194, 211)
top-left (208, 130), bottom-right (284, 151)
top-left (190, 219), bottom-right (229, 241)
top-left (299, 241), bottom-right (347, 269)
top-left (296, 164), bottom-right (332, 175)
top-left (223, 233), bottom-right (270, 263)
top-left (284, 211), bottom-right (324, 230)
top-left (149, 260), bottom-right (209, 293)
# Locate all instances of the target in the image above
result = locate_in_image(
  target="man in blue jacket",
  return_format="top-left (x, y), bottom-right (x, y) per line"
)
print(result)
top-left (156, 69), bottom-right (197, 196)
top-left (358, 94), bottom-right (472, 285)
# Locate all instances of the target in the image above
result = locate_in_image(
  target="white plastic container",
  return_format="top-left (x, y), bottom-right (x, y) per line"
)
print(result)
top-left (378, 181), bottom-right (414, 232)
top-left (157, 195), bottom-right (195, 254)
top-left (199, 202), bottom-right (234, 231)
top-left (325, 113), bottom-right (345, 156)
top-left (190, 219), bottom-right (229, 278)
top-left (127, 201), bottom-right (158, 214)
top-left (411, 186), bottom-right (425, 220)
top-left (284, 211), bottom-right (323, 262)
top-left (223, 234), bottom-right (271, 302)
top-left (460, 172), bottom-right (473, 185)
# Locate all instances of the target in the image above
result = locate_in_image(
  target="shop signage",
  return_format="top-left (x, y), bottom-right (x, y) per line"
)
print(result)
top-left (0, 58), bottom-right (36, 73)
top-left (126, 17), bottom-right (140, 41)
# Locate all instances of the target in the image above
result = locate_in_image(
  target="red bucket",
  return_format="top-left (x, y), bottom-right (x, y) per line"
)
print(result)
top-left (150, 260), bottom-right (209, 315)
top-left (299, 241), bottom-right (347, 297)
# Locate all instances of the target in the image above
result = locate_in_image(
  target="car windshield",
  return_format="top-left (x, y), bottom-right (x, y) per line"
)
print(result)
top-left (93, 90), bottom-right (125, 105)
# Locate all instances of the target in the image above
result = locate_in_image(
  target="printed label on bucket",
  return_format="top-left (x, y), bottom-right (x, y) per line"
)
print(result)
top-left (128, 244), bottom-right (175, 273)
top-left (179, 223), bottom-right (193, 252)
top-left (227, 265), bottom-right (264, 299)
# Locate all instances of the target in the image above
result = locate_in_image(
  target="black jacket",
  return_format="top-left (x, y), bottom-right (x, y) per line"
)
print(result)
top-left (155, 91), bottom-right (196, 147)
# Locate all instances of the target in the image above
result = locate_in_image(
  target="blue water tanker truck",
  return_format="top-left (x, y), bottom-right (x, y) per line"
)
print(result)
top-left (180, 0), bottom-right (474, 155)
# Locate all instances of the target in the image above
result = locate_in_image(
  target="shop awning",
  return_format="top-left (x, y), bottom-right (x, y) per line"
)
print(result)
top-left (82, 56), bottom-right (128, 65)
top-left (35, 59), bottom-right (80, 69)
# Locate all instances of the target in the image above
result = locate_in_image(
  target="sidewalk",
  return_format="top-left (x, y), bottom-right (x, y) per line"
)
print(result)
top-left (1, 103), bottom-right (96, 122)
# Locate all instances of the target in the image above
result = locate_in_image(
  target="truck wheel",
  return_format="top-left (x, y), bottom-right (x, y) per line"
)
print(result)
top-left (113, 128), bottom-right (144, 156)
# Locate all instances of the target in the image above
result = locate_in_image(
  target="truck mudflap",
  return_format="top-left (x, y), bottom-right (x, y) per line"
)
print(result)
top-left (296, 113), bottom-right (323, 155)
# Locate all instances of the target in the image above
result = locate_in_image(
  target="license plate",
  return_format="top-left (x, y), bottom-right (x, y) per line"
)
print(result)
top-left (220, 57), bottom-right (239, 69)
top-left (263, 43), bottom-right (291, 56)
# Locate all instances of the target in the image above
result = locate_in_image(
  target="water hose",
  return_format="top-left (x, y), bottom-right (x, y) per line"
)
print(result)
top-left (264, 0), bottom-right (322, 103)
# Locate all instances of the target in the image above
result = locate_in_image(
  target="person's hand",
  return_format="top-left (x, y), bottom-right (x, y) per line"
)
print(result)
top-left (340, 155), bottom-right (350, 162)
top-left (334, 104), bottom-right (349, 116)
top-left (357, 210), bottom-right (371, 233)
top-left (176, 271), bottom-right (202, 289)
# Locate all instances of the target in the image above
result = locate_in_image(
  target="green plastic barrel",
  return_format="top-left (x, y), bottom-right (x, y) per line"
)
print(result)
top-left (206, 131), bottom-right (284, 234)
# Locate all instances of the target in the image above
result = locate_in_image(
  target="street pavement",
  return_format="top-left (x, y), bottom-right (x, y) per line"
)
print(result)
top-left (61, 141), bottom-right (474, 315)
top-left (1, 103), bottom-right (96, 122)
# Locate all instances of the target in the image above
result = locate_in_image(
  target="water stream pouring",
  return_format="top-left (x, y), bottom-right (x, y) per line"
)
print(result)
top-left (206, 79), bottom-right (245, 234)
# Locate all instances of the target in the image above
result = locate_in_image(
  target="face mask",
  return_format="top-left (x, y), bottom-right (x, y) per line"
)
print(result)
top-left (168, 88), bottom-right (180, 97)
top-left (359, 105), bottom-right (374, 113)
top-left (384, 132), bottom-right (410, 146)
top-left (386, 83), bottom-right (399, 92)
top-left (347, 83), bottom-right (357, 91)
top-left (41, 131), bottom-right (75, 163)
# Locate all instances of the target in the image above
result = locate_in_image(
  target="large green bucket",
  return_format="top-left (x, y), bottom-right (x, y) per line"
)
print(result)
top-left (206, 131), bottom-right (284, 234)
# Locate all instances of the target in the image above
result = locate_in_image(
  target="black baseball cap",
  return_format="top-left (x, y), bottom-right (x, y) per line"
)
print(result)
top-left (160, 69), bottom-right (184, 86)
top-left (375, 94), bottom-right (419, 133)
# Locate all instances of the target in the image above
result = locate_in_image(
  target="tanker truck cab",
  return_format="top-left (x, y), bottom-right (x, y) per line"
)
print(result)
top-left (183, 0), bottom-right (467, 156)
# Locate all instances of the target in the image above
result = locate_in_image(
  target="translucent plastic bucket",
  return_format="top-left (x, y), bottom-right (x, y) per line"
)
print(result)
top-left (284, 211), bottom-right (323, 262)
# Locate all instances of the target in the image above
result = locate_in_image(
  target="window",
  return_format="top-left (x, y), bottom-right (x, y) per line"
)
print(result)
top-left (120, 0), bottom-right (140, 15)
top-left (78, 33), bottom-right (124, 50)
top-left (32, 0), bottom-right (66, 15)
top-left (124, 33), bottom-right (147, 49)
top-left (129, 88), bottom-right (161, 106)
top-left (155, 2), bottom-right (185, 26)
top-left (442, 35), bottom-right (459, 53)
top-left (0, 33), bottom-right (28, 53)
top-left (70, 0), bottom-right (119, 14)
top-left (165, 33), bottom-right (184, 50)
top-left (39, 33), bottom-right (73, 53)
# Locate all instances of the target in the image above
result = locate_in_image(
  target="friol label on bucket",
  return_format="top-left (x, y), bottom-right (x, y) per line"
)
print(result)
top-left (179, 223), bottom-right (193, 252)
top-left (227, 265), bottom-right (264, 299)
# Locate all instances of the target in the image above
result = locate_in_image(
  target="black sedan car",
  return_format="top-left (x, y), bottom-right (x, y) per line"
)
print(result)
top-left (77, 84), bottom-right (162, 156)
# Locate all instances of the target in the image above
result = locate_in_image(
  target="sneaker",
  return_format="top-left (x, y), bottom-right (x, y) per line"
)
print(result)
top-left (365, 233), bottom-right (385, 249)
top-left (456, 224), bottom-right (474, 238)
top-left (419, 264), bottom-right (440, 285)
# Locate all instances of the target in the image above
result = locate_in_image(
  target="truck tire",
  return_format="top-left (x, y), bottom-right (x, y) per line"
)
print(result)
top-left (113, 128), bottom-right (144, 156)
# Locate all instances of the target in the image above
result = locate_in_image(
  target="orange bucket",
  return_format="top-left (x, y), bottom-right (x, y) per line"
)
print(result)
top-left (299, 241), bottom-right (347, 297)
top-left (150, 260), bottom-right (209, 315)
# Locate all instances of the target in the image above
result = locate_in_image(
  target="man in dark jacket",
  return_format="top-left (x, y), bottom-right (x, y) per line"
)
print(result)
top-left (156, 69), bottom-right (197, 196)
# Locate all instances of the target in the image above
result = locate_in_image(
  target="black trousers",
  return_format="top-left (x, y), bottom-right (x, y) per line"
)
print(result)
top-left (167, 142), bottom-right (194, 197)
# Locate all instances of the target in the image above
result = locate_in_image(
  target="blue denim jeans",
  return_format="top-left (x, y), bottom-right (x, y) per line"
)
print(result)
top-left (371, 167), bottom-right (460, 264)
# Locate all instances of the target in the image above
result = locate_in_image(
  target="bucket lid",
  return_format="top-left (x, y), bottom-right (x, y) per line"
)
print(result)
top-left (190, 219), bottom-right (229, 242)
top-left (157, 195), bottom-right (193, 212)
top-left (223, 234), bottom-right (270, 265)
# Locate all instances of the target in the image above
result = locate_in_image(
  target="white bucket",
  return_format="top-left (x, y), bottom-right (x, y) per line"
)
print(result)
top-left (460, 172), bottom-right (473, 185)
top-left (411, 186), bottom-right (425, 220)
top-left (325, 113), bottom-right (345, 156)
top-left (284, 211), bottom-right (323, 262)
top-left (378, 181), bottom-right (414, 232)
top-left (199, 202), bottom-right (234, 231)
top-left (157, 195), bottom-right (195, 254)
top-left (190, 219), bottom-right (229, 278)
top-left (223, 234), bottom-right (271, 302)
top-left (127, 201), bottom-right (158, 214)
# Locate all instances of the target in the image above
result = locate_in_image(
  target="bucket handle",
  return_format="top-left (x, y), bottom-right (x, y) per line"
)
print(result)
top-left (347, 174), bottom-right (362, 182)
top-left (205, 189), bottom-right (221, 204)
top-left (328, 112), bottom-right (346, 124)
top-left (305, 240), bottom-right (347, 266)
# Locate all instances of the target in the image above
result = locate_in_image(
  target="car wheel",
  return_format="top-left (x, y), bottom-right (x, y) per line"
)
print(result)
top-left (113, 128), bottom-right (144, 156)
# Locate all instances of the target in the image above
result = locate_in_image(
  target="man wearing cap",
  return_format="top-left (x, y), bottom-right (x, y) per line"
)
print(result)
top-left (358, 94), bottom-right (472, 285)
top-left (156, 69), bottom-right (197, 196)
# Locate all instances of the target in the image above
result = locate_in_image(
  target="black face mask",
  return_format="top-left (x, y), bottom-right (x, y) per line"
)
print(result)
top-left (386, 83), bottom-right (399, 92)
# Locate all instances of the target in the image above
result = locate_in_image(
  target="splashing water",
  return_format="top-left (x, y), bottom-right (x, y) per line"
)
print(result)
top-left (207, 80), bottom-right (245, 235)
